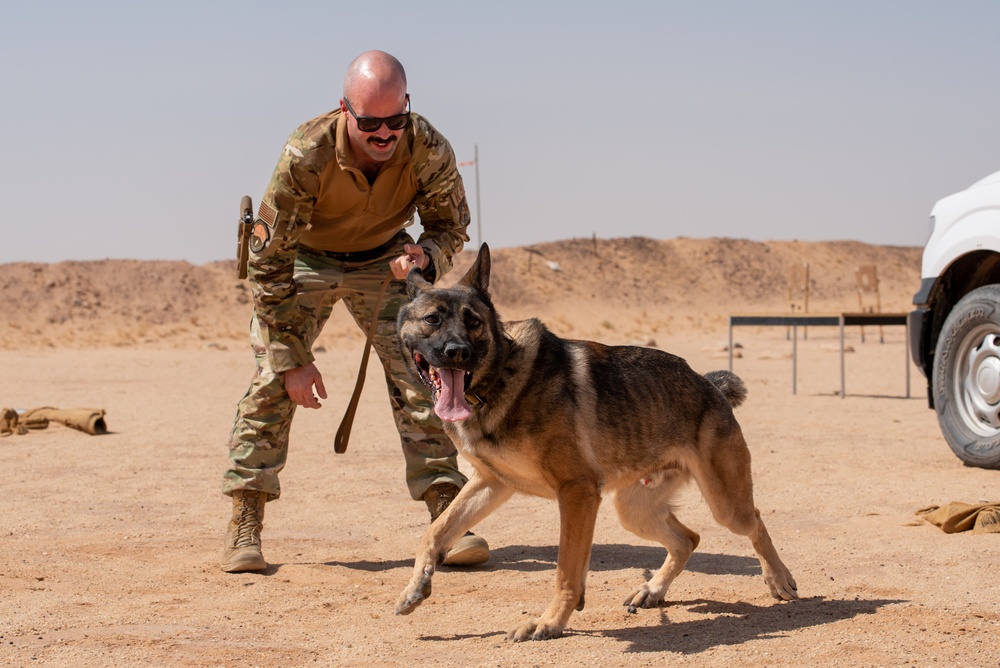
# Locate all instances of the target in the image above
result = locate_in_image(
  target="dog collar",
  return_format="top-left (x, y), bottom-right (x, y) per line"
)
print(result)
top-left (465, 334), bottom-right (512, 407)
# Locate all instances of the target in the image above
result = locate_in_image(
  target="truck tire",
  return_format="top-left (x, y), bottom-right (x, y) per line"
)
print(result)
top-left (933, 284), bottom-right (1000, 468)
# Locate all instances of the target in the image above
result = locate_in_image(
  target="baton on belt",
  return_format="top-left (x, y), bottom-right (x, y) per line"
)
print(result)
top-left (237, 195), bottom-right (254, 279)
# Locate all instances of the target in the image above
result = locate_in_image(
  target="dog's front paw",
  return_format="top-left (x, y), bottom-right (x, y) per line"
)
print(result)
top-left (764, 567), bottom-right (798, 601)
top-left (507, 618), bottom-right (564, 642)
top-left (394, 573), bottom-right (433, 615)
top-left (622, 584), bottom-right (666, 613)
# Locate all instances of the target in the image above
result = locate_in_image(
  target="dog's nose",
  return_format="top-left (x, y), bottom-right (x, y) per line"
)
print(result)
top-left (444, 342), bottom-right (471, 364)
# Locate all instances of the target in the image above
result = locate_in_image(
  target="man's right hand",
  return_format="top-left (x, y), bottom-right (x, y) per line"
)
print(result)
top-left (284, 363), bottom-right (327, 409)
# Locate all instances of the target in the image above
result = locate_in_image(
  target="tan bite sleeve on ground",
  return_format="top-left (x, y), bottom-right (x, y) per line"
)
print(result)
top-left (916, 502), bottom-right (1000, 535)
top-left (16, 407), bottom-right (108, 436)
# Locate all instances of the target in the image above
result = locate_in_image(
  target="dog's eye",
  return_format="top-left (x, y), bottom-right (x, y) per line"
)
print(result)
top-left (423, 314), bottom-right (441, 326)
top-left (466, 315), bottom-right (482, 328)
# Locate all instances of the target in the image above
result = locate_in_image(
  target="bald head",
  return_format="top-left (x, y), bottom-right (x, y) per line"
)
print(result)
top-left (340, 51), bottom-right (410, 165)
top-left (343, 50), bottom-right (407, 102)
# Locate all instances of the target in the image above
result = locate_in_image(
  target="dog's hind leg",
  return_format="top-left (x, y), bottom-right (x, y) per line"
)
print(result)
top-left (742, 507), bottom-right (798, 601)
top-left (692, 431), bottom-right (798, 601)
top-left (395, 472), bottom-right (513, 616)
top-left (614, 479), bottom-right (700, 611)
top-left (507, 480), bottom-right (602, 642)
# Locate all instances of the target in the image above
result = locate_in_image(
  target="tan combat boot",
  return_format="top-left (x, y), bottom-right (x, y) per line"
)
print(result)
top-left (221, 490), bottom-right (268, 573)
top-left (423, 483), bottom-right (490, 566)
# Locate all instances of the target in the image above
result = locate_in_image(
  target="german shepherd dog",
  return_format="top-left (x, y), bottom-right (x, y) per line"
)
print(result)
top-left (394, 244), bottom-right (798, 641)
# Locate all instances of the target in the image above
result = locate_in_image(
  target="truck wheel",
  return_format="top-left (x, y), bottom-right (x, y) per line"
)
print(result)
top-left (933, 284), bottom-right (1000, 468)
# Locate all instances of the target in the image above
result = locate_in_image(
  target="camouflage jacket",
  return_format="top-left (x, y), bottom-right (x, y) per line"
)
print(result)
top-left (247, 109), bottom-right (471, 372)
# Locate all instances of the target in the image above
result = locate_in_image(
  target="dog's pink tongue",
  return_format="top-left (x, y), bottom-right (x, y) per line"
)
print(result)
top-left (435, 367), bottom-right (472, 422)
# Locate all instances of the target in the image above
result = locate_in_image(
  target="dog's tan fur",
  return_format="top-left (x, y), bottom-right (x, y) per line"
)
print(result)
top-left (394, 245), bottom-right (797, 641)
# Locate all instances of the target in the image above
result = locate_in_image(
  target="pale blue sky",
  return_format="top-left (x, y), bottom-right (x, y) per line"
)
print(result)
top-left (1, 1), bottom-right (997, 264)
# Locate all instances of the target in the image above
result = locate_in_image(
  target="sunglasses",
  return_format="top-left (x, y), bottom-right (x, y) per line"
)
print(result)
top-left (343, 94), bottom-right (411, 132)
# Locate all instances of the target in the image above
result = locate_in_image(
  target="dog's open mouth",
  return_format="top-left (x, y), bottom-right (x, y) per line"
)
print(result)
top-left (413, 352), bottom-right (472, 422)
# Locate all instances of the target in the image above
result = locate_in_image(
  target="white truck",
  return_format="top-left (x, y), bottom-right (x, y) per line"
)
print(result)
top-left (909, 170), bottom-right (1000, 468)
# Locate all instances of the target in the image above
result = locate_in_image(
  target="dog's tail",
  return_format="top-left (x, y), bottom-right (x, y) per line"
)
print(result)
top-left (703, 370), bottom-right (747, 408)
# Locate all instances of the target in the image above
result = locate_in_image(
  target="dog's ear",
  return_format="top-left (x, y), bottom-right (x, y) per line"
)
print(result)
top-left (405, 267), bottom-right (433, 300)
top-left (459, 243), bottom-right (491, 296)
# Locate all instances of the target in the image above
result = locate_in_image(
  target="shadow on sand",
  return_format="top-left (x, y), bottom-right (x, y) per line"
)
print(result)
top-left (417, 596), bottom-right (904, 653)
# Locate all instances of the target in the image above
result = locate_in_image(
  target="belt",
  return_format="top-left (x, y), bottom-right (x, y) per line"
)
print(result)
top-left (299, 240), bottom-right (395, 263)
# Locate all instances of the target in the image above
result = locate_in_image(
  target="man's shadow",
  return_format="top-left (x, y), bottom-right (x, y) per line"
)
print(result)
top-left (314, 543), bottom-right (761, 575)
top-left (281, 541), bottom-right (769, 576)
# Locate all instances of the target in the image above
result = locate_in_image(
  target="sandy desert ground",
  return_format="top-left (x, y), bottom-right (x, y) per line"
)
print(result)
top-left (2, 237), bottom-right (998, 667)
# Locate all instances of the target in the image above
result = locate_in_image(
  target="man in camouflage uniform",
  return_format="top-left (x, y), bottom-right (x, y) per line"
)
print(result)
top-left (222, 50), bottom-right (488, 573)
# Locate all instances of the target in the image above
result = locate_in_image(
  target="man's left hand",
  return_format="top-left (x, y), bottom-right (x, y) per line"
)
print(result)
top-left (391, 244), bottom-right (430, 280)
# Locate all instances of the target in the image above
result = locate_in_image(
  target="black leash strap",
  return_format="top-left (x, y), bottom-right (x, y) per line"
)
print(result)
top-left (334, 273), bottom-right (393, 454)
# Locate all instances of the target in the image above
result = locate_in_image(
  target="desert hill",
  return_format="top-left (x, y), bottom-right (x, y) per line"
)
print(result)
top-left (0, 237), bottom-right (921, 350)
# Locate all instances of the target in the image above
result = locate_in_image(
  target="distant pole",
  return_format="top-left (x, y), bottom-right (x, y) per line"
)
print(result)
top-left (474, 144), bottom-right (482, 248)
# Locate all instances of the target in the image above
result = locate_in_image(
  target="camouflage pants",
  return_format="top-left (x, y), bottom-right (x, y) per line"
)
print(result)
top-left (223, 233), bottom-right (467, 502)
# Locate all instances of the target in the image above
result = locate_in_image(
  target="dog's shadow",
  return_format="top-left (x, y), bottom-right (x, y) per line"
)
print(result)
top-left (399, 545), bottom-right (905, 651)
top-left (419, 596), bottom-right (905, 652)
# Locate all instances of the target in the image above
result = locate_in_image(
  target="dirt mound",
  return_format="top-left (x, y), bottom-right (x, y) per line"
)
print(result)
top-left (451, 237), bottom-right (920, 341)
top-left (0, 237), bottom-right (921, 350)
top-left (475, 237), bottom-right (918, 310)
top-left (0, 260), bottom-right (250, 349)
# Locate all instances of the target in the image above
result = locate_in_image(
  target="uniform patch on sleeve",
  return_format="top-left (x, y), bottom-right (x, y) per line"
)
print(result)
top-left (258, 201), bottom-right (277, 226)
top-left (250, 220), bottom-right (271, 253)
